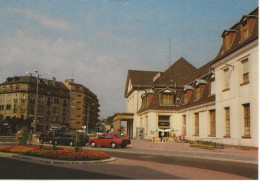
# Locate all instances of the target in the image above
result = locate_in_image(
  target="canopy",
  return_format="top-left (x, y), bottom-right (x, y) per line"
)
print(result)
top-left (155, 128), bottom-right (164, 132)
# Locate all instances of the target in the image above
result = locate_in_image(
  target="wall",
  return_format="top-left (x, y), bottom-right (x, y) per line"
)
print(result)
top-left (214, 41), bottom-right (258, 147)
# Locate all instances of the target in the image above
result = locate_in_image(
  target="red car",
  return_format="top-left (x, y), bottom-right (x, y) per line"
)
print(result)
top-left (88, 133), bottom-right (131, 148)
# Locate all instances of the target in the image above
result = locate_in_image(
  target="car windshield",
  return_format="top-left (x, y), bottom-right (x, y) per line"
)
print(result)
top-left (114, 134), bottom-right (123, 138)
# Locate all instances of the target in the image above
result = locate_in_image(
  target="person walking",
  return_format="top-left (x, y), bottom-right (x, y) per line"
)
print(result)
top-left (16, 128), bottom-right (24, 145)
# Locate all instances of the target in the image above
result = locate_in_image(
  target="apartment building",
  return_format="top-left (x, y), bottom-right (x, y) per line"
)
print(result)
top-left (64, 79), bottom-right (100, 132)
top-left (0, 75), bottom-right (70, 131)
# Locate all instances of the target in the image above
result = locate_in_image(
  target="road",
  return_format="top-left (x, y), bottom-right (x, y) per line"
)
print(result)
top-left (88, 147), bottom-right (258, 179)
top-left (0, 157), bottom-right (127, 179)
top-left (0, 137), bottom-right (258, 179)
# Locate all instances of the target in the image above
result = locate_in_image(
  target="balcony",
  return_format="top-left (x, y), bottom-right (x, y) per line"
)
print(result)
top-left (13, 99), bottom-right (18, 103)
top-left (13, 109), bottom-right (17, 113)
top-left (21, 99), bottom-right (26, 103)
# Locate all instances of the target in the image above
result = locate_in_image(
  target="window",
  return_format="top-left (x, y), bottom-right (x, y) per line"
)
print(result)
top-left (182, 115), bottom-right (186, 136)
top-left (240, 20), bottom-right (249, 41)
top-left (158, 116), bottom-right (170, 129)
top-left (210, 80), bottom-right (216, 95)
top-left (243, 104), bottom-right (250, 137)
top-left (242, 59), bottom-right (249, 84)
top-left (195, 86), bottom-right (200, 100)
top-left (145, 117), bottom-right (148, 135)
top-left (225, 107), bottom-right (231, 137)
top-left (160, 93), bottom-right (174, 105)
top-left (224, 68), bottom-right (230, 90)
top-left (6, 104), bottom-right (11, 110)
top-left (54, 98), bottom-right (60, 104)
top-left (142, 96), bottom-right (148, 107)
top-left (183, 92), bottom-right (188, 104)
top-left (106, 135), bottom-right (113, 139)
top-left (222, 32), bottom-right (235, 52)
top-left (194, 113), bottom-right (199, 136)
top-left (209, 110), bottom-right (216, 137)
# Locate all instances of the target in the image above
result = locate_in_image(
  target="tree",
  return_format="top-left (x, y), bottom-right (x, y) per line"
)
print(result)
top-left (105, 116), bottom-right (113, 125)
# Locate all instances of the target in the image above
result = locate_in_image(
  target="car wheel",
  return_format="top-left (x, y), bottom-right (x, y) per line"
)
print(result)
top-left (69, 141), bottom-right (73, 147)
top-left (90, 142), bottom-right (96, 147)
top-left (111, 142), bottom-right (116, 148)
top-left (54, 140), bottom-right (58, 145)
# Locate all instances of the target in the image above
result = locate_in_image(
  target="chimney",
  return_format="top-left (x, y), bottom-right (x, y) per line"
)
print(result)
top-left (65, 79), bottom-right (74, 83)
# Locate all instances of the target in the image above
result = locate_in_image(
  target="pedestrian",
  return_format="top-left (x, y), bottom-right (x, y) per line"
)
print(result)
top-left (16, 128), bottom-right (24, 145)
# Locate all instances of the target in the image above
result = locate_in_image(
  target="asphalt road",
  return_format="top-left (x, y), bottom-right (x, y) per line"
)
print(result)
top-left (89, 147), bottom-right (258, 179)
top-left (0, 138), bottom-right (258, 179)
top-left (0, 157), bottom-right (127, 179)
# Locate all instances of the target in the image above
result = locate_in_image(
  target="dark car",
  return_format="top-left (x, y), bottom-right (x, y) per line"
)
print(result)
top-left (38, 132), bottom-right (59, 144)
top-left (53, 133), bottom-right (90, 146)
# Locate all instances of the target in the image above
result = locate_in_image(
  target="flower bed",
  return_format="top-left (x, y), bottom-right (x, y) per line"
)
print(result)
top-left (190, 143), bottom-right (214, 150)
top-left (0, 146), bottom-right (110, 161)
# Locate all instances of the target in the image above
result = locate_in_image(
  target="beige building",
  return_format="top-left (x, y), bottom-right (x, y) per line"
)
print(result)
top-left (64, 79), bottom-right (100, 132)
top-left (113, 7), bottom-right (258, 148)
top-left (0, 75), bottom-right (70, 131)
top-left (211, 8), bottom-right (258, 147)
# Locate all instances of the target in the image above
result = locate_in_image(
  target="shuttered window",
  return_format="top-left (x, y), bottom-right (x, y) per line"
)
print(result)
top-left (242, 59), bottom-right (249, 84)
top-left (194, 113), bottom-right (199, 136)
top-left (182, 115), bottom-right (186, 136)
top-left (243, 104), bottom-right (250, 137)
top-left (225, 107), bottom-right (231, 136)
top-left (209, 110), bottom-right (216, 137)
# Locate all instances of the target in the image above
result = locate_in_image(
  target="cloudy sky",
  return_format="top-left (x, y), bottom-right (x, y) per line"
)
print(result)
top-left (0, 0), bottom-right (258, 119)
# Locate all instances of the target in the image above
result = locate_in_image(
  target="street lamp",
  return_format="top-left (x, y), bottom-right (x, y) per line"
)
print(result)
top-left (26, 71), bottom-right (51, 135)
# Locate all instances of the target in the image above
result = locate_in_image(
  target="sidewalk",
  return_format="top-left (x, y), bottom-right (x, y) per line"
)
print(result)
top-left (124, 139), bottom-right (258, 164)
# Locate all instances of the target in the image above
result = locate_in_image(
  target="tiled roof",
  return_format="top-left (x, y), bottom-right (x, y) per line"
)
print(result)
top-left (1, 76), bottom-right (69, 90)
top-left (124, 70), bottom-right (160, 97)
top-left (178, 83), bottom-right (215, 110)
top-left (211, 7), bottom-right (258, 65)
top-left (128, 70), bottom-right (160, 86)
top-left (153, 57), bottom-right (197, 87)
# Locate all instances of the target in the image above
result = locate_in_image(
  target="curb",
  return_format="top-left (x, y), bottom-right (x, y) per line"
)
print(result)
top-left (10, 154), bottom-right (117, 164)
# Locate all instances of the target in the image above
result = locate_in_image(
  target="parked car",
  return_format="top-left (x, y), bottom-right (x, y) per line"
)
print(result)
top-left (38, 131), bottom-right (59, 144)
top-left (53, 133), bottom-right (90, 146)
top-left (88, 133), bottom-right (131, 148)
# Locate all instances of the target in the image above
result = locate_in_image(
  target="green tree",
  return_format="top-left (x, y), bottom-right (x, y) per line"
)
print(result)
top-left (105, 116), bottom-right (113, 125)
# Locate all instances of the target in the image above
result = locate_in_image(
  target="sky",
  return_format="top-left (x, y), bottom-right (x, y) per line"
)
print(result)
top-left (0, 0), bottom-right (258, 119)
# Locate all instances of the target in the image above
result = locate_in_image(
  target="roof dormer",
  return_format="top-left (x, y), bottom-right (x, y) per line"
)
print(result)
top-left (239, 15), bottom-right (257, 41)
top-left (221, 29), bottom-right (236, 52)
top-left (193, 79), bottom-right (207, 87)
top-left (159, 87), bottom-right (176, 106)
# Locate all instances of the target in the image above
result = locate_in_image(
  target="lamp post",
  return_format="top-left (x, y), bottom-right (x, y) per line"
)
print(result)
top-left (34, 72), bottom-right (39, 135)
top-left (27, 71), bottom-right (51, 135)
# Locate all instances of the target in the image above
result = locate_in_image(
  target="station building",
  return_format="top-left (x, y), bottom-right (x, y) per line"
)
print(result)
top-left (113, 7), bottom-right (258, 148)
